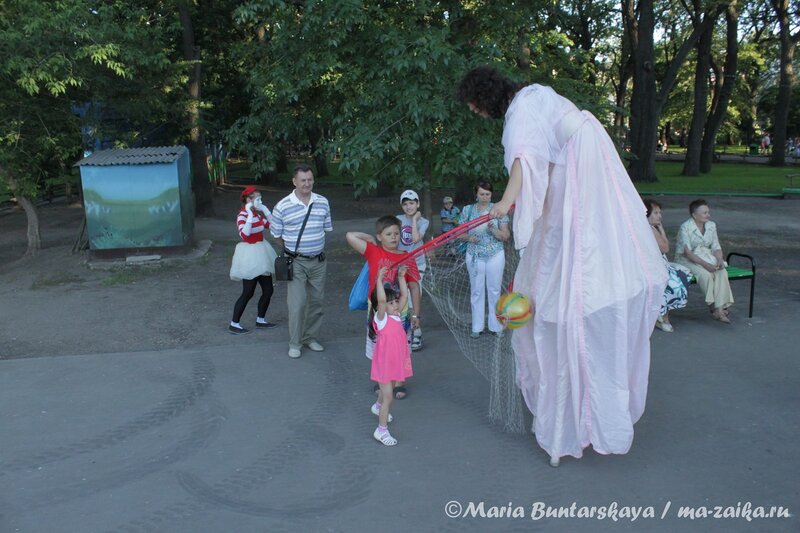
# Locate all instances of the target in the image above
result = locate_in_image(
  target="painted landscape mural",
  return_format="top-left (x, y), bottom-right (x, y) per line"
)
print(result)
top-left (81, 164), bottom-right (192, 249)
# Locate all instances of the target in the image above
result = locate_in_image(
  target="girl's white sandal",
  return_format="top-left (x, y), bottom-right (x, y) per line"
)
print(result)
top-left (373, 428), bottom-right (398, 446)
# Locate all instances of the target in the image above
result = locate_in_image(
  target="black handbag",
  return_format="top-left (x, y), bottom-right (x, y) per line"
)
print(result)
top-left (273, 254), bottom-right (293, 281)
top-left (273, 202), bottom-right (313, 282)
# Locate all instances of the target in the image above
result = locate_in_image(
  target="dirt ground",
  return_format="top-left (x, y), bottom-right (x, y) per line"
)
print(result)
top-left (0, 184), bottom-right (453, 359)
top-left (1, 185), bottom-right (799, 360)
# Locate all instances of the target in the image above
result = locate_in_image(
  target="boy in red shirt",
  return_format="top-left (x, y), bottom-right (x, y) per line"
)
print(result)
top-left (346, 215), bottom-right (420, 399)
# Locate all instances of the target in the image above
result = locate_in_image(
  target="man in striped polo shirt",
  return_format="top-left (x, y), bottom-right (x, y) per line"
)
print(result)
top-left (270, 164), bottom-right (334, 359)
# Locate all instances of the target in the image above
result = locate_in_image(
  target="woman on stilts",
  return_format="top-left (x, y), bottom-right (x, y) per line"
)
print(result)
top-left (457, 66), bottom-right (666, 467)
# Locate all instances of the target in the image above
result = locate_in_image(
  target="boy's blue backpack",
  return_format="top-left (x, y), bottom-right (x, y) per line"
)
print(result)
top-left (348, 262), bottom-right (370, 311)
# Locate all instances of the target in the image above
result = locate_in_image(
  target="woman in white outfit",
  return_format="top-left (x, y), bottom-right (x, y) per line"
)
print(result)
top-left (674, 199), bottom-right (734, 323)
top-left (459, 180), bottom-right (510, 338)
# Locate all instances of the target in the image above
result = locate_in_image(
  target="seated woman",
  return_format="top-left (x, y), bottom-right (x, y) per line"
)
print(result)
top-left (459, 180), bottom-right (510, 338)
top-left (644, 200), bottom-right (688, 332)
top-left (674, 199), bottom-right (734, 323)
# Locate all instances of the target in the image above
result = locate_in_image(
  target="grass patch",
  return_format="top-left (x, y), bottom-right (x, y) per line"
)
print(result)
top-left (665, 145), bottom-right (759, 156)
top-left (637, 162), bottom-right (792, 195)
top-left (102, 269), bottom-right (146, 286)
top-left (228, 157), bottom-right (795, 195)
top-left (31, 273), bottom-right (84, 290)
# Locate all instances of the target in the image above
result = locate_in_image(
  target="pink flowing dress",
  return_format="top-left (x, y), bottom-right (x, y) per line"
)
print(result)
top-left (503, 85), bottom-right (667, 461)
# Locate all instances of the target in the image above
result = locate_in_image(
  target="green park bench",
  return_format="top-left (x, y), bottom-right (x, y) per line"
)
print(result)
top-left (687, 252), bottom-right (756, 318)
top-left (785, 173), bottom-right (800, 198)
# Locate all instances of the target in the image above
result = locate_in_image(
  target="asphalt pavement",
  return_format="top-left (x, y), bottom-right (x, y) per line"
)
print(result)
top-left (1, 289), bottom-right (798, 532)
top-left (2, 195), bottom-right (799, 532)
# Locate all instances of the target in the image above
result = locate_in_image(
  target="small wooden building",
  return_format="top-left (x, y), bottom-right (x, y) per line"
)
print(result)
top-left (74, 146), bottom-right (194, 251)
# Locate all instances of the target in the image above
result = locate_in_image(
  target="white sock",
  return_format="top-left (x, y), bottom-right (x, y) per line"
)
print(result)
top-left (256, 317), bottom-right (267, 324)
top-left (230, 321), bottom-right (242, 328)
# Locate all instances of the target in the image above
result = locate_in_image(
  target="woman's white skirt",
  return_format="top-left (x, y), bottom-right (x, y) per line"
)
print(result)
top-left (230, 241), bottom-right (277, 281)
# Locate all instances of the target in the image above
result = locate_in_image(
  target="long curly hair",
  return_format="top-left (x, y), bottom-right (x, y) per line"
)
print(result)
top-left (456, 66), bottom-right (524, 119)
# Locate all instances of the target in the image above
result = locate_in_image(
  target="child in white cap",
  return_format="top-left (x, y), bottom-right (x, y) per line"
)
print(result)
top-left (397, 189), bottom-right (428, 351)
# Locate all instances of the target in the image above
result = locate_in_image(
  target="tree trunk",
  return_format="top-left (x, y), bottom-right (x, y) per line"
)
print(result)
top-left (178, 2), bottom-right (215, 217)
top-left (276, 145), bottom-right (288, 173)
top-left (627, 0), bottom-right (659, 182)
top-left (517, 29), bottom-right (531, 72)
top-left (4, 174), bottom-right (41, 256)
top-left (769, 0), bottom-right (797, 167)
top-left (700, 3), bottom-right (739, 173)
top-left (616, 0), bottom-right (636, 144)
top-left (683, 14), bottom-right (716, 176)
top-left (18, 195), bottom-right (41, 256)
top-left (613, 58), bottom-right (632, 144)
top-left (422, 159), bottom-right (433, 227)
top-left (627, 1), bottom-right (726, 182)
top-left (306, 126), bottom-right (329, 177)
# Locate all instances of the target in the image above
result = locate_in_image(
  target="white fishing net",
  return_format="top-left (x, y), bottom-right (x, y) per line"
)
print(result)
top-left (423, 229), bottom-right (526, 434)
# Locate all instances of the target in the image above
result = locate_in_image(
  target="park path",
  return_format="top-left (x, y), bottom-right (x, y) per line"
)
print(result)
top-left (1, 193), bottom-right (799, 531)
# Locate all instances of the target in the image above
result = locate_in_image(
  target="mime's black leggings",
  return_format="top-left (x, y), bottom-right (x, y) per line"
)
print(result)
top-left (232, 275), bottom-right (274, 322)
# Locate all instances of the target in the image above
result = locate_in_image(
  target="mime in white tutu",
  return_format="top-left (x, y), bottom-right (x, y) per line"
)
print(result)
top-left (458, 66), bottom-right (667, 467)
top-left (229, 186), bottom-right (279, 334)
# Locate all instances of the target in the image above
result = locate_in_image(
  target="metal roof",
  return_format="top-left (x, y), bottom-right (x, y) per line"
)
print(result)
top-left (74, 146), bottom-right (188, 166)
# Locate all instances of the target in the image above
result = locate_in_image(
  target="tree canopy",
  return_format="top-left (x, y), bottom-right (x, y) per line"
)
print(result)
top-left (2, 0), bottom-right (798, 253)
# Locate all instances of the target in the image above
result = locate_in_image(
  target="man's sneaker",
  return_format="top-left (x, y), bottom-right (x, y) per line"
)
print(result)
top-left (288, 348), bottom-right (302, 359)
top-left (305, 341), bottom-right (324, 352)
top-left (256, 321), bottom-right (278, 329)
top-left (411, 335), bottom-right (423, 351)
top-left (229, 325), bottom-right (251, 335)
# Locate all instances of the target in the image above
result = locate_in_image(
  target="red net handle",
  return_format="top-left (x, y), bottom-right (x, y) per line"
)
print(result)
top-left (389, 203), bottom-right (515, 269)
top-left (389, 213), bottom-right (490, 269)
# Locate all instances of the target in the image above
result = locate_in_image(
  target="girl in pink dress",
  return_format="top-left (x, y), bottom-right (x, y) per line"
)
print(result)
top-left (370, 266), bottom-right (413, 446)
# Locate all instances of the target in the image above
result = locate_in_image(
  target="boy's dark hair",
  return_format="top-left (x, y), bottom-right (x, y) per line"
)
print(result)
top-left (689, 199), bottom-right (707, 215)
top-left (375, 215), bottom-right (401, 235)
top-left (456, 66), bottom-right (525, 119)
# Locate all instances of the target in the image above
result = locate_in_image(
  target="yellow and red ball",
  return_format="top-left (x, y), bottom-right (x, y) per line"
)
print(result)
top-left (495, 292), bottom-right (533, 330)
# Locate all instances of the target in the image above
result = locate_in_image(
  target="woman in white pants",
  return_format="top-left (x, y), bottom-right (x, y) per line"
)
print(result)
top-left (674, 199), bottom-right (734, 322)
top-left (459, 180), bottom-right (511, 337)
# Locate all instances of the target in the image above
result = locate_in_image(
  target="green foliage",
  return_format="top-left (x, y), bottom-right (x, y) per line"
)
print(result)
top-left (229, 0), bottom-right (618, 194)
top-left (2, 0), bottom-right (793, 210)
top-left (758, 84), bottom-right (800, 137)
top-left (0, 0), bottom-right (137, 198)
